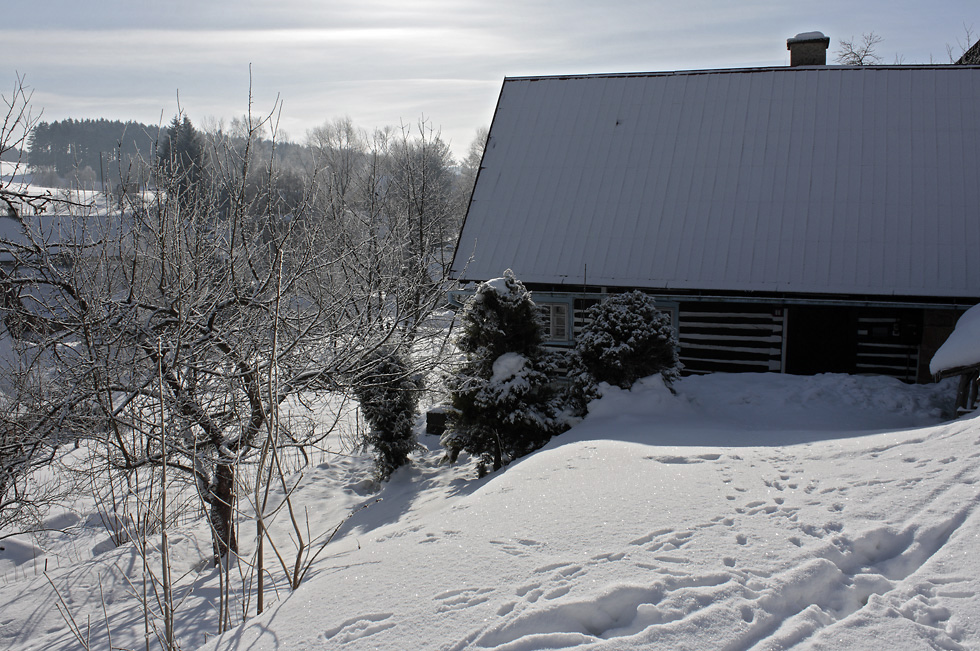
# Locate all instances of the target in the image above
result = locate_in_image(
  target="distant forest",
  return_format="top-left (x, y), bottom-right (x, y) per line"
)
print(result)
top-left (27, 118), bottom-right (158, 187)
top-left (24, 117), bottom-right (333, 192)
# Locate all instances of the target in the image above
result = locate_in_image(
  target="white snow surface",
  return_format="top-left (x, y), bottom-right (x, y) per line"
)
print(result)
top-left (2, 373), bottom-right (979, 651)
top-left (930, 304), bottom-right (980, 375)
top-left (482, 276), bottom-right (513, 295)
top-left (788, 31), bottom-right (828, 42)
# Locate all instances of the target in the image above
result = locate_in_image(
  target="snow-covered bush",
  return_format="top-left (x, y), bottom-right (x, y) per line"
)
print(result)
top-left (930, 303), bottom-right (980, 375)
top-left (353, 348), bottom-right (423, 481)
top-left (446, 270), bottom-right (560, 474)
top-left (573, 290), bottom-right (680, 392)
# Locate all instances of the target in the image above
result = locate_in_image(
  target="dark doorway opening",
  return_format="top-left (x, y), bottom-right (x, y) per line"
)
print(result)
top-left (786, 306), bottom-right (856, 375)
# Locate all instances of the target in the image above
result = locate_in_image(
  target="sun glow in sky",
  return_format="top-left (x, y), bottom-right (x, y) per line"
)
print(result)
top-left (4, 0), bottom-right (978, 156)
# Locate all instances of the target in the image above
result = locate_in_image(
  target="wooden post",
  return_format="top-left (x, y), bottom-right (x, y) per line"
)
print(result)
top-left (956, 374), bottom-right (971, 413)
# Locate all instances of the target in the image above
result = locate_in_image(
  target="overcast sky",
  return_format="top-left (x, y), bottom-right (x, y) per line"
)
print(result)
top-left (4, 0), bottom-right (978, 158)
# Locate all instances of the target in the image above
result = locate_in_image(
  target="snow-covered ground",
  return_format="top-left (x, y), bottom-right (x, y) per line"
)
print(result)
top-left (2, 372), bottom-right (978, 650)
top-left (2, 161), bottom-right (110, 217)
top-left (0, 160), bottom-right (28, 178)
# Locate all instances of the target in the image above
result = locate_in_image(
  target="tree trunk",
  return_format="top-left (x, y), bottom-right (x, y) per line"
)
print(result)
top-left (492, 432), bottom-right (502, 472)
top-left (210, 461), bottom-right (238, 564)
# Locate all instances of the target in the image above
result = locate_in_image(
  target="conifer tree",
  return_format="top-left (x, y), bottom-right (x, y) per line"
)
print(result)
top-left (573, 290), bottom-right (680, 392)
top-left (446, 270), bottom-right (558, 474)
top-left (353, 348), bottom-right (422, 481)
top-left (157, 115), bottom-right (206, 204)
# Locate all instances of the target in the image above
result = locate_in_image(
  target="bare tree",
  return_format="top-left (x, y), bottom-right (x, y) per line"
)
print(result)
top-left (2, 80), bottom-right (473, 644)
top-left (1, 96), bottom-right (443, 570)
top-left (835, 32), bottom-right (883, 65)
top-left (389, 118), bottom-right (459, 340)
top-left (0, 74), bottom-right (88, 539)
top-left (458, 126), bottom-right (489, 202)
top-left (306, 116), bottom-right (461, 352)
top-left (0, 340), bottom-right (68, 539)
top-left (949, 24), bottom-right (979, 64)
top-left (1, 74), bottom-right (40, 211)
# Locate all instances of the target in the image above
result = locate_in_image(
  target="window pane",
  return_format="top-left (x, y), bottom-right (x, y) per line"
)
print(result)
top-left (538, 302), bottom-right (569, 341)
top-left (539, 305), bottom-right (552, 338)
top-left (554, 304), bottom-right (568, 339)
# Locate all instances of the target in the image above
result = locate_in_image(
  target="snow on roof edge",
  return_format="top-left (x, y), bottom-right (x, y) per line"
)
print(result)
top-left (501, 63), bottom-right (980, 84)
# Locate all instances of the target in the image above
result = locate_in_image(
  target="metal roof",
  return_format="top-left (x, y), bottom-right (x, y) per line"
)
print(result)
top-left (451, 66), bottom-right (980, 299)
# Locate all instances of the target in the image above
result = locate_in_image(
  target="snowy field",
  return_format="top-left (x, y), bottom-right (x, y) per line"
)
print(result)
top-left (1, 161), bottom-right (110, 216)
top-left (1, 372), bottom-right (978, 650)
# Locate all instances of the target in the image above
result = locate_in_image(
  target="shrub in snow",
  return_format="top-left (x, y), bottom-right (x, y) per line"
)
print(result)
top-left (573, 290), bottom-right (680, 393)
top-left (446, 270), bottom-right (560, 474)
top-left (353, 348), bottom-right (423, 481)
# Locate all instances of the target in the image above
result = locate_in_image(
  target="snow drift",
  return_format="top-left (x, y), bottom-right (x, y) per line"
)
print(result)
top-left (1, 372), bottom-right (977, 651)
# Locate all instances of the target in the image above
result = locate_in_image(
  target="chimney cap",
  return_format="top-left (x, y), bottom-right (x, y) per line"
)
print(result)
top-left (787, 31), bottom-right (830, 66)
top-left (787, 31), bottom-right (830, 48)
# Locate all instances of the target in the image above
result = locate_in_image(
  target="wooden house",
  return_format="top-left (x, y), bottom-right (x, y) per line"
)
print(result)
top-left (450, 34), bottom-right (980, 382)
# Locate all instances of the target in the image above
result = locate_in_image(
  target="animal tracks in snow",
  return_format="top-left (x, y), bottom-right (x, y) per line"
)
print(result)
top-left (435, 587), bottom-right (495, 613)
top-left (322, 612), bottom-right (395, 644)
top-left (627, 528), bottom-right (673, 546)
top-left (491, 457), bottom-right (971, 649)
top-left (592, 551), bottom-right (626, 563)
top-left (489, 538), bottom-right (545, 557)
top-left (631, 529), bottom-right (694, 553)
top-left (444, 432), bottom-right (979, 651)
top-left (645, 452), bottom-right (722, 464)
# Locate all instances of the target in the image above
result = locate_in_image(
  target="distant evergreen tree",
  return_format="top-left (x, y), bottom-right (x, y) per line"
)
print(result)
top-left (446, 270), bottom-right (560, 474)
top-left (573, 290), bottom-right (680, 392)
top-left (157, 116), bottom-right (206, 202)
top-left (353, 348), bottom-right (423, 482)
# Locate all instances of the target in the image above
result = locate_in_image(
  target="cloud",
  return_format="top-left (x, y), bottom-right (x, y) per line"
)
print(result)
top-left (3, 0), bottom-right (978, 157)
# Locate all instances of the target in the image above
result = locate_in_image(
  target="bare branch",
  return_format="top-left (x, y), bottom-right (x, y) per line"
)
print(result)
top-left (835, 32), bottom-right (883, 65)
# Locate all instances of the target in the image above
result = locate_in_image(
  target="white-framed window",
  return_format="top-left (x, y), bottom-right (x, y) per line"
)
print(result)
top-left (538, 302), bottom-right (569, 342)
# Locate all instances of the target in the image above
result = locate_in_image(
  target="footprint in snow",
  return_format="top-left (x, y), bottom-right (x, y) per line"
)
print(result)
top-left (490, 538), bottom-right (544, 557)
top-left (534, 561), bottom-right (575, 574)
top-left (545, 585), bottom-right (572, 600)
top-left (497, 601), bottom-right (516, 616)
top-left (591, 551), bottom-right (626, 562)
top-left (740, 605), bottom-right (754, 622)
top-left (629, 529), bottom-right (674, 546)
top-left (515, 582), bottom-right (540, 597)
top-left (323, 613), bottom-right (395, 643)
top-left (434, 587), bottom-right (494, 612)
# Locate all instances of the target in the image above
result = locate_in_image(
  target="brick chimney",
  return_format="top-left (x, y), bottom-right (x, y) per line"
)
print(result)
top-left (787, 32), bottom-right (830, 66)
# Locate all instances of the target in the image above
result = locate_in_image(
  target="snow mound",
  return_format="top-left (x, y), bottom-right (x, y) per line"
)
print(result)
top-left (930, 303), bottom-right (980, 375)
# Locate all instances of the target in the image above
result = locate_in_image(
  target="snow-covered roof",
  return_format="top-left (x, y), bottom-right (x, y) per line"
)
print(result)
top-left (452, 65), bottom-right (980, 299)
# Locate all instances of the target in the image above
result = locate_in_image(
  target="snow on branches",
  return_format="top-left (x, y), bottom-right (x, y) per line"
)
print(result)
top-left (445, 270), bottom-right (560, 474)
top-left (573, 290), bottom-right (680, 392)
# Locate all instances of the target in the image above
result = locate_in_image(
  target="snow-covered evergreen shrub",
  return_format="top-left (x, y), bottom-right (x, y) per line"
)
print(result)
top-left (353, 348), bottom-right (423, 481)
top-left (574, 290), bottom-right (680, 391)
top-left (446, 270), bottom-right (560, 474)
